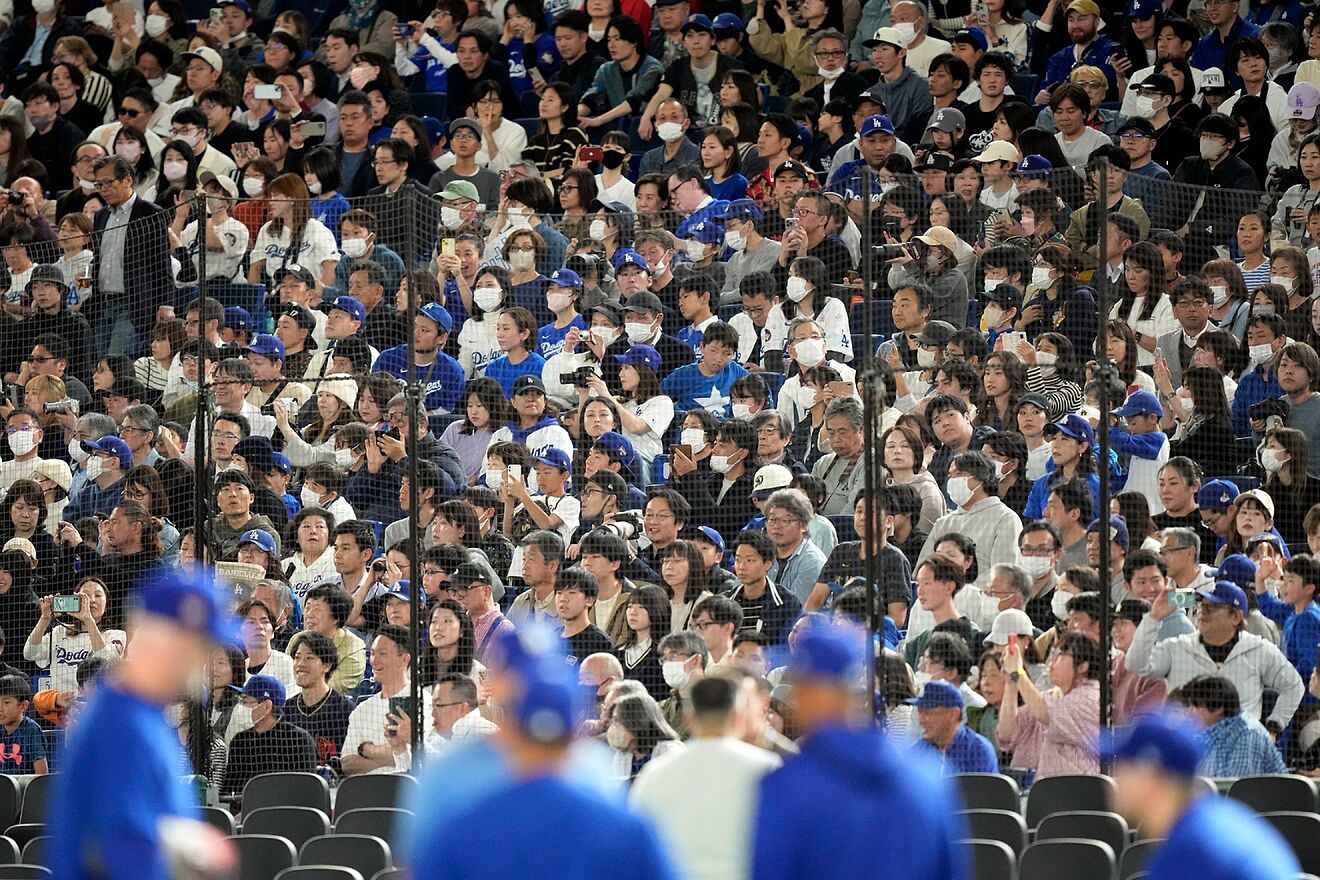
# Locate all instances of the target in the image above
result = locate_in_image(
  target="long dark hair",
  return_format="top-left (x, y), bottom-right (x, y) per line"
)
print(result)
top-left (624, 584), bottom-right (670, 646)
top-left (659, 539), bottom-right (710, 596)
top-left (1106, 319), bottom-right (1139, 385)
top-left (1117, 241), bottom-right (1168, 321)
top-left (423, 598), bottom-right (475, 686)
top-left (460, 377), bottom-right (512, 434)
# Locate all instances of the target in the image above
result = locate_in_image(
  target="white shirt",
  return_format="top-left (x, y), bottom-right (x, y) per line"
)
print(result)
top-left (247, 649), bottom-right (299, 696)
top-left (761, 297), bottom-right (852, 363)
top-left (252, 218), bottom-right (340, 280)
top-left (631, 737), bottom-right (780, 880)
top-left (182, 217), bottom-right (249, 283)
top-left (24, 625), bottom-right (126, 693)
top-left (458, 313), bottom-right (503, 378)
top-left (284, 549), bottom-right (339, 600)
top-left (1055, 126), bottom-right (1114, 168)
top-left (342, 679), bottom-right (433, 774)
top-left (595, 174), bottom-right (636, 211)
top-left (620, 395), bottom-right (674, 462)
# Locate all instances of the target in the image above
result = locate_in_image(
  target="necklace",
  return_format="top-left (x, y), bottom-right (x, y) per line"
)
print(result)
top-left (294, 689), bottom-right (331, 717)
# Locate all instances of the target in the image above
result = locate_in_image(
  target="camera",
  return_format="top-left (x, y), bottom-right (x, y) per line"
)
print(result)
top-left (559, 366), bottom-right (598, 388)
top-left (1249, 398), bottom-right (1289, 430)
top-left (882, 217), bottom-right (902, 239)
top-left (597, 511), bottom-right (643, 541)
top-left (5, 191), bottom-right (22, 206)
top-left (44, 399), bottom-right (79, 415)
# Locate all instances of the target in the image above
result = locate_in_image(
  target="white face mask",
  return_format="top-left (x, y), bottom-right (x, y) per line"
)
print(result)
top-left (1019, 216), bottom-right (1037, 236)
top-left (947, 475), bottom-right (976, 507)
top-left (725, 228), bottom-right (747, 251)
top-left (685, 240), bottom-right (710, 261)
top-left (993, 459), bottom-right (1013, 480)
top-left (662, 659), bottom-right (691, 689)
top-left (509, 251), bottom-right (536, 272)
top-left (83, 456), bottom-right (104, 481)
top-left (341, 236), bottom-right (369, 258)
top-left (162, 160), bottom-right (188, 182)
top-left (307, 180), bottom-right (323, 196)
top-left (793, 337), bottom-right (826, 368)
top-left (1254, 305), bottom-right (1276, 316)
top-left (229, 703), bottom-right (254, 734)
top-left (1271, 274), bottom-right (1295, 293)
top-left (657, 122), bottom-right (685, 143)
top-left (116, 142), bottom-right (142, 163)
top-left (983, 304), bottom-right (1003, 326)
top-left (1021, 554), bottom-right (1054, 580)
top-left (731, 403), bottom-right (753, 420)
top-left (817, 64), bottom-right (844, 80)
top-left (588, 25), bottom-right (606, 40)
top-left (1209, 284), bottom-right (1229, 307)
top-left (892, 21), bottom-right (916, 45)
top-left (625, 320), bottom-right (654, 344)
top-left (709, 454), bottom-right (737, 474)
top-left (1261, 447), bottom-right (1288, 473)
top-left (1132, 95), bottom-right (1157, 119)
top-left (146, 13), bottom-right (169, 36)
top-left (916, 347), bottom-right (937, 368)
top-left (484, 468), bottom-right (504, 489)
top-left (32, 0), bottom-right (54, 14)
top-left (475, 286), bottom-right (504, 312)
top-left (300, 485), bottom-right (322, 509)
top-left (334, 447), bottom-right (357, 468)
top-left (798, 385), bottom-right (818, 409)
top-left (589, 219), bottom-right (608, 241)
top-left (983, 278), bottom-right (1002, 295)
top-left (1032, 266), bottom-right (1053, 288)
top-left (680, 427), bottom-right (706, 453)
top-left (1036, 351), bottom-right (1058, 375)
top-left (7, 430), bottom-right (36, 457)
top-left (1052, 588), bottom-right (1073, 621)
top-left (590, 326), bottom-right (618, 346)
top-left (68, 439), bottom-right (89, 463)
top-left (785, 276), bottom-right (811, 302)
top-left (243, 177), bottom-right (265, 197)
top-left (441, 206), bottom-right (464, 230)
top-left (1250, 342), bottom-right (1275, 363)
top-left (507, 208), bottom-right (533, 230)
top-left (79, 178), bottom-right (97, 192)
top-left (606, 723), bottom-right (631, 750)
top-left (1199, 137), bottom-right (1224, 161)
top-left (546, 291), bottom-right (573, 314)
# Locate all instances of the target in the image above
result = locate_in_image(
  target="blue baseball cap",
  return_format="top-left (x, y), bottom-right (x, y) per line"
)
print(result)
top-left (1197, 580), bottom-right (1249, 615)
top-left (247, 333), bottom-right (285, 360)
top-left (953, 27), bottom-right (989, 50)
top-left (233, 673), bottom-right (286, 707)
top-left (1017, 154), bottom-right (1054, 174)
top-left (1101, 711), bottom-right (1202, 777)
top-left (719, 199), bottom-right (764, 223)
top-left (224, 306), bottom-right (253, 333)
top-left (218, 0), bottom-right (252, 13)
top-left (613, 248), bottom-right (651, 275)
top-left (547, 268), bottom-right (583, 290)
top-left (1129, 0), bottom-right (1162, 18)
top-left (238, 528), bottom-right (278, 556)
top-left (485, 625), bottom-right (577, 743)
top-left (417, 302), bottom-right (453, 332)
top-left (81, 436), bottom-right (132, 469)
top-left (906, 679), bottom-right (965, 709)
top-left (331, 296), bottom-right (366, 324)
top-left (1196, 478), bottom-right (1240, 510)
top-left (384, 579), bottom-right (425, 606)
top-left (687, 525), bottom-right (725, 555)
top-left (1115, 389), bottom-right (1165, 419)
top-left (613, 344), bottom-right (661, 371)
top-left (593, 431), bottom-right (636, 469)
top-left (681, 13), bottom-right (715, 34)
top-left (271, 452), bottom-right (292, 476)
top-left (1215, 553), bottom-right (1257, 590)
top-left (790, 629), bottom-right (865, 682)
top-left (1045, 413), bottom-right (1095, 445)
top-left (421, 115), bottom-right (445, 146)
top-left (712, 12), bottom-right (743, 34)
top-left (686, 220), bottom-right (725, 245)
top-left (1087, 515), bottom-right (1129, 552)
top-left (136, 567), bottom-right (239, 644)
top-left (533, 448), bottom-right (572, 471)
top-left (794, 123), bottom-right (812, 151)
top-left (860, 114), bottom-right (896, 137)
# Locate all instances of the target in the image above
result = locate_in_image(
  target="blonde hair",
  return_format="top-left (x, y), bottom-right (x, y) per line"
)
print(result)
top-left (1069, 65), bottom-right (1107, 84)
top-left (25, 375), bottom-right (66, 426)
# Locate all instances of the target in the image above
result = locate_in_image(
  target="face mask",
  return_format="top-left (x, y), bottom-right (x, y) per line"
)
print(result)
top-left (546, 291), bottom-right (573, 314)
top-left (1250, 342), bottom-right (1275, 363)
top-left (7, 430), bottom-right (36, 457)
top-left (947, 475), bottom-right (976, 507)
top-left (710, 454), bottom-right (737, 474)
top-left (589, 219), bottom-right (608, 241)
top-left (229, 703), bottom-right (254, 733)
top-left (147, 76), bottom-right (165, 87)
top-left (983, 304), bottom-right (1003, 326)
top-left (1032, 266), bottom-right (1053, 288)
top-left (1020, 216), bottom-right (1037, 235)
top-left (793, 337), bottom-right (826, 368)
top-left (686, 240), bottom-right (711, 261)
top-left (1180, 395), bottom-right (1195, 419)
top-left (662, 660), bottom-right (691, 690)
top-left (243, 177), bottom-right (265, 197)
top-left (606, 723), bottom-right (631, 750)
top-left (817, 65), bottom-right (844, 79)
top-left (306, 179), bottom-right (323, 196)
top-left (1271, 274), bottom-right (1295, 293)
top-left (334, 447), bottom-right (357, 468)
top-left (725, 228), bottom-right (747, 251)
top-left (69, 439), bottom-right (89, 464)
top-left (116, 142), bottom-right (142, 163)
top-left (590, 326), bottom-right (618, 346)
top-left (146, 13), bottom-right (169, 36)
top-left (28, 115), bottom-right (52, 131)
top-left (78, 178), bottom-right (96, 192)
top-left (475, 287), bottom-right (504, 312)
top-left (626, 321), bottom-right (654, 344)
top-left (508, 208), bottom-right (533, 230)
top-left (588, 25), bottom-right (606, 40)
top-left (912, 670), bottom-right (933, 690)
top-left (1052, 588), bottom-right (1073, 621)
top-left (300, 485), bottom-right (322, 508)
top-left (32, 0), bottom-right (53, 13)
top-left (657, 122), bottom-right (685, 143)
top-left (798, 385), bottom-right (818, 409)
top-left (83, 456), bottom-right (104, 481)
top-left (892, 21), bottom-right (916, 45)
top-left (441, 206), bottom-right (464, 230)
top-left (916, 347), bottom-right (937, 368)
top-left (983, 278), bottom-right (1002, 295)
top-left (162, 160), bottom-right (188, 182)
top-left (1036, 352), bottom-right (1058, 368)
top-left (732, 403), bottom-right (753, 420)
top-left (483, 468), bottom-right (504, 489)
top-left (651, 257), bottom-right (668, 276)
top-left (924, 253), bottom-right (944, 274)
top-left (342, 236), bottom-right (369, 259)
top-left (1210, 284), bottom-right (1228, 307)
top-left (1261, 447), bottom-right (1288, 473)
top-left (680, 427), bottom-right (707, 453)
top-left (349, 66), bottom-right (373, 89)
top-left (993, 459), bottom-right (1013, 480)
top-left (1021, 554), bottom-right (1054, 580)
top-left (1268, 46), bottom-right (1287, 67)
top-left (1133, 95), bottom-right (1157, 119)
top-left (785, 276), bottom-right (811, 302)
top-left (1199, 137), bottom-right (1224, 161)
top-left (601, 150), bottom-right (626, 170)
top-left (509, 251), bottom-right (535, 271)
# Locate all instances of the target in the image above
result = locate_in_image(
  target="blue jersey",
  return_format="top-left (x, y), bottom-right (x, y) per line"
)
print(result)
top-left (484, 353), bottom-right (549, 398)
top-left (538, 316), bottom-right (587, 360)
top-left (48, 683), bottom-right (197, 880)
top-left (660, 360), bottom-right (749, 417)
top-left (0, 717), bottom-right (45, 774)
top-left (372, 344), bottom-right (466, 412)
top-left (1147, 795), bottom-right (1298, 880)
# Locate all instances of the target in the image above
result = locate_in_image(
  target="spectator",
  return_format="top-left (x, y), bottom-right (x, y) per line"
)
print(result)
top-left (999, 629), bottom-right (1102, 778)
top-left (910, 679), bottom-right (998, 774)
top-left (1178, 673), bottom-right (1286, 776)
top-left (220, 675), bottom-right (316, 806)
top-left (341, 624), bottom-right (429, 775)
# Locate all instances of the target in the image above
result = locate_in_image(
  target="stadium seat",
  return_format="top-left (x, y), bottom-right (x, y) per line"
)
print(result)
top-left (275, 869), bottom-right (364, 880)
top-left (371, 870), bottom-right (406, 880)
top-left (410, 92), bottom-right (447, 121)
top-left (0, 834), bottom-right (20, 865)
top-left (955, 773), bottom-right (1022, 813)
top-left (1119, 839), bottom-right (1163, 880)
top-left (1262, 812), bottom-right (1320, 875)
top-left (334, 809), bottom-right (413, 850)
top-left (427, 413), bottom-right (463, 439)
top-left (242, 773), bottom-right (332, 816)
top-left (335, 776), bottom-right (418, 817)
top-left (300, 835), bottom-right (392, 879)
top-left (19, 776), bottom-right (52, 824)
top-left (514, 118), bottom-right (540, 140)
top-left (204, 283), bottom-right (270, 332)
top-left (19, 838), bottom-right (46, 867)
top-left (1037, 812), bottom-right (1130, 859)
top-left (242, 807), bottom-right (331, 850)
top-left (967, 298), bottom-right (981, 327)
top-left (0, 778), bottom-right (22, 833)
top-left (960, 839), bottom-right (1016, 880)
top-left (4, 826), bottom-right (43, 852)
top-left (1011, 73), bottom-right (1040, 98)
top-left (1020, 839), bottom-right (1117, 880)
top-left (229, 834), bottom-right (298, 880)
top-left (959, 809), bottom-right (1027, 858)
top-left (0, 867), bottom-right (49, 879)
top-left (828, 514), bottom-right (859, 544)
top-left (201, 806), bottom-right (238, 836)
top-left (1024, 775), bottom-right (1116, 829)
top-left (1228, 776), bottom-right (1318, 814)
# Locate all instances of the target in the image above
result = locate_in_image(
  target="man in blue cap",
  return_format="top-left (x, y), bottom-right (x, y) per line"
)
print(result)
top-left (49, 567), bottom-right (241, 880)
top-left (910, 679), bottom-right (999, 774)
top-left (718, 198), bottom-right (781, 298)
top-left (222, 305), bottom-right (254, 347)
top-left (303, 294), bottom-right (370, 381)
top-left (1110, 389), bottom-right (1170, 511)
top-left (220, 673), bottom-right (317, 808)
top-left (406, 626), bottom-right (678, 879)
top-left (1106, 711), bottom-right (1299, 880)
top-left (1195, 478), bottom-right (1241, 551)
top-left (827, 114), bottom-right (899, 212)
top-left (371, 301), bottom-right (465, 413)
top-left (751, 628), bottom-right (966, 880)
top-left (245, 332), bottom-right (312, 420)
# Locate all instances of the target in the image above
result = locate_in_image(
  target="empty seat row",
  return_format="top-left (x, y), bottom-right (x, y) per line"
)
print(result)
top-left (231, 833), bottom-right (394, 880)
top-left (239, 773), bottom-right (418, 820)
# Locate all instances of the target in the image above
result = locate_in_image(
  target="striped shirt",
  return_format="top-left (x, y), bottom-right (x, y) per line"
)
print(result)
top-left (1000, 678), bottom-right (1100, 779)
top-left (1237, 257), bottom-right (1272, 292)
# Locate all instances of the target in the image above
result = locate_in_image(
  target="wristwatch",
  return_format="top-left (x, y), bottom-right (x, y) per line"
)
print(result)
top-left (1009, 671), bottom-right (1021, 683)
top-left (357, 742), bottom-right (368, 757)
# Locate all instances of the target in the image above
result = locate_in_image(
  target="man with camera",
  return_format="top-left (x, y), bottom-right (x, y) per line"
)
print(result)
top-left (8, 335), bottom-right (93, 412)
top-left (1233, 313), bottom-right (1287, 436)
top-left (0, 178), bottom-right (57, 254)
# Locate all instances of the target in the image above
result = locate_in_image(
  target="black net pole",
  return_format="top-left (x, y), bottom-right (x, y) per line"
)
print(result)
top-left (406, 191), bottom-right (423, 757)
top-left (192, 189), bottom-right (212, 778)
top-left (1095, 159), bottom-right (1114, 758)
top-left (860, 172), bottom-right (881, 724)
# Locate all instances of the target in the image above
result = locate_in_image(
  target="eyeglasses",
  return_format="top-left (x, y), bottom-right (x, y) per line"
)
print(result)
top-left (169, 127), bottom-right (200, 138)
top-left (643, 511), bottom-right (675, 520)
top-left (559, 184), bottom-right (579, 193)
top-left (384, 412), bottom-right (408, 423)
top-left (691, 619), bottom-right (719, 630)
top-left (814, 50), bottom-right (845, 59)
top-left (26, 355), bottom-right (54, 363)
top-left (116, 107), bottom-right (141, 118)
top-left (1074, 80), bottom-right (1107, 90)
top-left (213, 431), bottom-right (241, 441)
top-left (92, 178), bottom-right (120, 189)
top-left (372, 157), bottom-right (399, 165)
top-left (765, 515), bottom-right (801, 527)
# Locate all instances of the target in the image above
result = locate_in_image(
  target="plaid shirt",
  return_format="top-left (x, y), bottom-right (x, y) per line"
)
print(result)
top-left (1199, 714), bottom-right (1286, 778)
top-left (1000, 679), bottom-right (1100, 780)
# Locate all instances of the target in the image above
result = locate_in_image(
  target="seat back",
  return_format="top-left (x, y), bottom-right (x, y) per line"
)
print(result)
top-left (1021, 839), bottom-right (1117, 880)
top-left (242, 773), bottom-right (331, 816)
top-left (4, 825), bottom-right (44, 851)
top-left (19, 837), bottom-right (47, 867)
top-left (300, 835), bottom-right (391, 879)
top-left (333, 808), bottom-right (411, 850)
top-left (956, 773), bottom-right (1022, 813)
top-left (274, 869), bottom-right (364, 880)
top-left (335, 776), bottom-right (417, 817)
top-left (0, 867), bottom-right (50, 879)
top-left (19, 776), bottom-right (52, 824)
top-left (1228, 776), bottom-right (1318, 814)
top-left (1025, 775), bottom-right (1116, 828)
top-left (959, 809), bottom-right (1028, 857)
top-left (229, 834), bottom-right (297, 880)
top-left (410, 92), bottom-right (447, 121)
top-left (242, 807), bottom-right (331, 850)
top-left (0, 777), bottom-right (22, 832)
top-left (201, 806), bottom-right (237, 837)
top-left (1119, 838), bottom-right (1163, 880)
top-left (960, 839), bottom-right (1016, 880)
top-left (1262, 812), bottom-right (1320, 875)
top-left (0, 834), bottom-right (21, 865)
top-left (1037, 811), bottom-right (1130, 858)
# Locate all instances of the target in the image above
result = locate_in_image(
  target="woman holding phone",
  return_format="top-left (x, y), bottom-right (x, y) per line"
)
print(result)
top-left (25, 576), bottom-right (126, 693)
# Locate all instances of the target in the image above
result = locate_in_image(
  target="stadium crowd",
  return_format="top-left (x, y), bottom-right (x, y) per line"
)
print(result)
top-left (3, 0), bottom-right (1320, 871)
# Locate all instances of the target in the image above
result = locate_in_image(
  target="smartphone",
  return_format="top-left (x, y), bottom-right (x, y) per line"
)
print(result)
top-left (233, 142), bottom-right (255, 159)
top-left (672, 444), bottom-right (693, 460)
top-left (529, 67), bottom-right (546, 85)
top-left (828, 381), bottom-right (856, 398)
top-left (975, 0), bottom-right (989, 27)
top-left (507, 463), bottom-right (522, 482)
top-left (298, 120), bottom-right (327, 137)
top-left (999, 330), bottom-right (1023, 351)
top-left (253, 84), bottom-right (282, 100)
top-left (388, 696), bottom-right (414, 720)
top-left (209, 7), bottom-right (222, 22)
top-left (785, 216), bottom-right (800, 232)
top-left (396, 23), bottom-right (414, 37)
top-left (1170, 590), bottom-right (1197, 610)
top-left (441, 237), bottom-right (455, 256)
top-left (578, 145), bottom-right (604, 163)
top-left (52, 595), bottom-right (81, 614)
top-left (1007, 632), bottom-right (1018, 654)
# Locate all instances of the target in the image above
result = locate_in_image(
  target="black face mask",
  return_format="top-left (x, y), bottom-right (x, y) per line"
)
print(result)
top-left (601, 150), bottom-right (626, 170)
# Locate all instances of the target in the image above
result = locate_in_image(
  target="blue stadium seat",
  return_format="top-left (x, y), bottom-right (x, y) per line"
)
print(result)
top-left (410, 92), bottom-right (447, 121)
top-left (829, 514), bottom-right (859, 543)
top-left (514, 118), bottom-right (540, 140)
top-left (763, 95), bottom-right (791, 114)
top-left (628, 116), bottom-right (662, 153)
top-left (1011, 73), bottom-right (1040, 99)
top-left (204, 283), bottom-right (270, 333)
top-left (428, 413), bottom-right (463, 438)
top-left (967, 298), bottom-right (981, 327)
